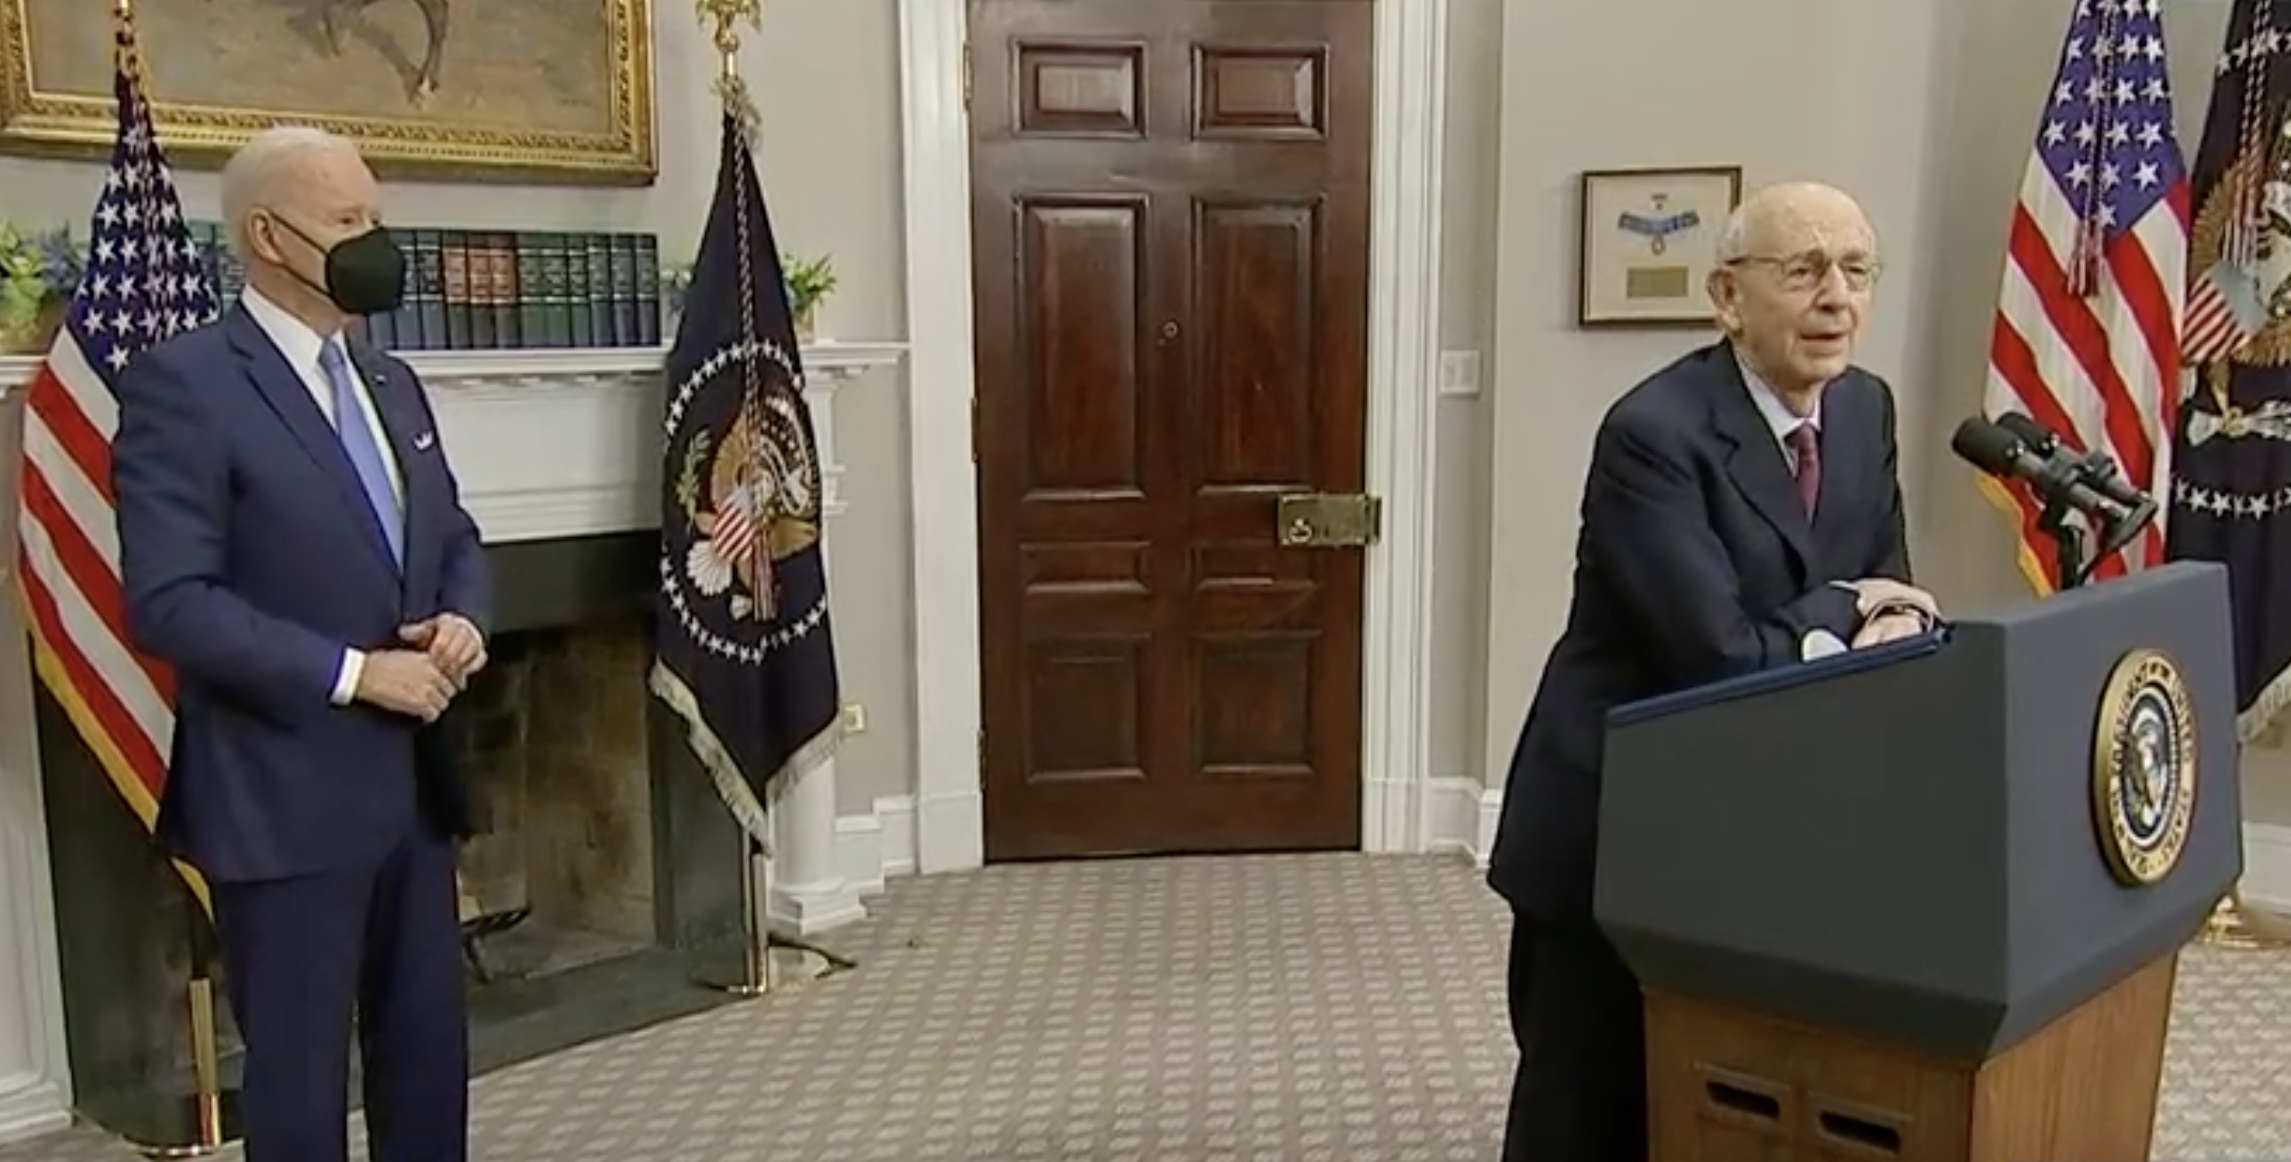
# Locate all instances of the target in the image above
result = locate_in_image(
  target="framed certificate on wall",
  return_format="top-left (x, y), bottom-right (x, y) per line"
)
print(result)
top-left (1577, 166), bottom-right (1744, 327)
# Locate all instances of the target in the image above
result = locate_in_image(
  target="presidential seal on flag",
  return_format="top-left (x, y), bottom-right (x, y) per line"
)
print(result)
top-left (2187, 112), bottom-right (2291, 378)
top-left (669, 350), bottom-right (823, 630)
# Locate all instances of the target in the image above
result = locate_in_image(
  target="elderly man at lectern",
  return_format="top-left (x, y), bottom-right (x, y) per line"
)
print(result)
top-left (1485, 181), bottom-right (1939, 1162)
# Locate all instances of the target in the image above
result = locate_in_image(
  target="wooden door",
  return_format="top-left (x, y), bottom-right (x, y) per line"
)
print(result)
top-left (970, 0), bottom-right (1374, 861)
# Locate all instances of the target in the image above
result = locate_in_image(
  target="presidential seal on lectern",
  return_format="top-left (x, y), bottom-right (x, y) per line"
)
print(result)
top-left (2093, 648), bottom-right (2198, 887)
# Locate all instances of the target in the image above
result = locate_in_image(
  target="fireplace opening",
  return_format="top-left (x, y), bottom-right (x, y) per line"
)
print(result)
top-left (453, 615), bottom-right (656, 984)
top-left (35, 530), bottom-right (759, 1147)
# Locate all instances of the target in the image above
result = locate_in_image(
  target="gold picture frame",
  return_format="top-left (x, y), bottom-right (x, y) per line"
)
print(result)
top-left (0, 0), bottom-right (657, 185)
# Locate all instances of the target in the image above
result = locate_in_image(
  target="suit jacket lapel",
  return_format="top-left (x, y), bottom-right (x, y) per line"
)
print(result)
top-left (226, 308), bottom-right (399, 576)
top-left (1706, 348), bottom-right (1815, 570)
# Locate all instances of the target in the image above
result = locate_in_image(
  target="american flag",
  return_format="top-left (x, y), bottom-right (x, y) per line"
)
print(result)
top-left (1980, 0), bottom-right (2187, 591)
top-left (13, 10), bottom-right (217, 908)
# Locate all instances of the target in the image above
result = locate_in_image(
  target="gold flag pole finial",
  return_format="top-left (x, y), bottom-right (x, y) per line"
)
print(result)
top-left (111, 0), bottom-right (148, 105)
top-left (697, 0), bottom-right (761, 140)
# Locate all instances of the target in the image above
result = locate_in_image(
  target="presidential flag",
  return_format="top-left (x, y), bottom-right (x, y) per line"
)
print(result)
top-left (13, 7), bottom-right (217, 911)
top-left (2171, 0), bottom-right (2291, 741)
top-left (1979, 0), bottom-right (2188, 592)
top-left (649, 112), bottom-right (842, 848)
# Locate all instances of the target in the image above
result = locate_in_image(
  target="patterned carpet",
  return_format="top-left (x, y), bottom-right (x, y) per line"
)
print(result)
top-left (7, 853), bottom-right (2291, 1161)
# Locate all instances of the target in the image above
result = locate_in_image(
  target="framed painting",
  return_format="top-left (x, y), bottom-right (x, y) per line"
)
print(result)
top-left (1577, 165), bottom-right (1744, 327)
top-left (0, 0), bottom-right (656, 184)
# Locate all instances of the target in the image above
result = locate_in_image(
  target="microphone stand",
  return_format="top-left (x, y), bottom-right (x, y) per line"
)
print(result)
top-left (2036, 492), bottom-right (2090, 592)
top-left (2040, 449), bottom-right (2152, 592)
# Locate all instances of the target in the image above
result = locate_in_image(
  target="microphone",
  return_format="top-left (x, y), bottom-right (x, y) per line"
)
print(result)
top-left (1989, 411), bottom-right (2152, 514)
top-left (1950, 417), bottom-right (2132, 524)
top-left (1950, 416), bottom-right (2160, 576)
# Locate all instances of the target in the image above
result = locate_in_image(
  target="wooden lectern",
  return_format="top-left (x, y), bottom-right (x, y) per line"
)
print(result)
top-left (1597, 562), bottom-right (2242, 1162)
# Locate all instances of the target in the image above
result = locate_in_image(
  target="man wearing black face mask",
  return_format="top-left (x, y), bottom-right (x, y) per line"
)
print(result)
top-left (110, 124), bottom-right (489, 1162)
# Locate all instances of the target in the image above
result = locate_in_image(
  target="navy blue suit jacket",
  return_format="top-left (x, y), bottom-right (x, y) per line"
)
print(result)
top-left (114, 305), bottom-right (489, 885)
top-left (1486, 341), bottom-right (1912, 922)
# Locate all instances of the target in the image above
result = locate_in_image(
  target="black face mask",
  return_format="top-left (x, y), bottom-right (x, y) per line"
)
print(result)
top-left (266, 214), bottom-right (406, 316)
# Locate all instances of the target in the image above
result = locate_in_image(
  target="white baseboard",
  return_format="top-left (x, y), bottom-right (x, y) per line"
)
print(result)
top-left (0, 1078), bottom-right (69, 1148)
top-left (843, 783), bottom-right (1498, 881)
top-left (1425, 776), bottom-right (1500, 868)
top-left (834, 794), bottom-right (918, 898)
top-left (2240, 822), bottom-right (2291, 923)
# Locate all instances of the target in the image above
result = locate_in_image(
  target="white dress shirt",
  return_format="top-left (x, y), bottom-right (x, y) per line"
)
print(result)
top-left (239, 286), bottom-right (403, 705)
top-left (1728, 349), bottom-right (1856, 659)
top-left (1734, 350), bottom-right (1821, 470)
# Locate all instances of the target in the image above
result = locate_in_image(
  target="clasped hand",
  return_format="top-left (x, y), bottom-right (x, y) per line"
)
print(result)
top-left (1847, 578), bottom-right (1939, 650)
top-left (353, 614), bottom-right (488, 722)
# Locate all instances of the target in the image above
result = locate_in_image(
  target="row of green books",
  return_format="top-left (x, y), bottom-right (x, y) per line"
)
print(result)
top-left (185, 222), bottom-right (666, 352)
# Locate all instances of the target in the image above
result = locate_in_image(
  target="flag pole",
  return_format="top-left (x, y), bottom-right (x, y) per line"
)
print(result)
top-left (102, 1), bottom-right (242, 1151)
top-left (125, 877), bottom-right (236, 1158)
top-left (694, 0), bottom-right (775, 1000)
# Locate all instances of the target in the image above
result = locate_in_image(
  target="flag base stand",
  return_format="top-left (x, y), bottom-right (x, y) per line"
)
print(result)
top-left (2197, 890), bottom-right (2291, 950)
top-left (126, 1091), bottom-right (240, 1160)
top-left (693, 838), bottom-right (855, 997)
top-left (126, 974), bottom-right (240, 1158)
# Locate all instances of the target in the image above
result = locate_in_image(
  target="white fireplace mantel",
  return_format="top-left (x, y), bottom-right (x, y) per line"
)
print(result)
top-left (0, 389), bottom-right (71, 1146)
top-left (0, 341), bottom-right (906, 543)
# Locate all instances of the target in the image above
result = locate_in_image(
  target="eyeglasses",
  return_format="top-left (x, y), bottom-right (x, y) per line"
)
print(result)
top-left (1725, 253), bottom-right (1883, 293)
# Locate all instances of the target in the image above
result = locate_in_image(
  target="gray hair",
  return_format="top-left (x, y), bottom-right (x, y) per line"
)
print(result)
top-left (1713, 206), bottom-right (1749, 265)
top-left (1712, 183), bottom-right (1881, 266)
top-left (218, 124), bottom-right (359, 258)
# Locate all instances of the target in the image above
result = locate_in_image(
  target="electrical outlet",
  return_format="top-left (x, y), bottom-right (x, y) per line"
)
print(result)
top-left (841, 703), bottom-right (868, 734)
top-left (1438, 349), bottom-right (1482, 398)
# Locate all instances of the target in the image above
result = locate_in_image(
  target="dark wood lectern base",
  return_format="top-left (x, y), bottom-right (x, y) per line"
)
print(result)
top-left (1644, 952), bottom-right (2178, 1162)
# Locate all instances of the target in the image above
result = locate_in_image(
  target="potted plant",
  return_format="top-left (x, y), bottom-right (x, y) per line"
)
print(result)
top-left (0, 223), bottom-right (83, 356)
top-left (783, 252), bottom-right (837, 342)
top-left (659, 261), bottom-right (694, 339)
top-left (658, 252), bottom-right (838, 344)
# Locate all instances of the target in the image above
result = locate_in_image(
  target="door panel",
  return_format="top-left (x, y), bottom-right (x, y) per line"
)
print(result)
top-left (971, 0), bottom-right (1372, 861)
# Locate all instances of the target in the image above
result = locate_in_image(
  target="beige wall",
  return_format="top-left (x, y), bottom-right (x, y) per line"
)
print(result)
top-left (1475, 0), bottom-right (2291, 850)
top-left (9, 0), bottom-right (2291, 841)
top-left (0, 2), bottom-right (917, 816)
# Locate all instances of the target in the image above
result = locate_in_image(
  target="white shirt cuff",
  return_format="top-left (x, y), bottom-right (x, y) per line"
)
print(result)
top-left (331, 648), bottom-right (365, 706)
top-left (1800, 630), bottom-right (1848, 661)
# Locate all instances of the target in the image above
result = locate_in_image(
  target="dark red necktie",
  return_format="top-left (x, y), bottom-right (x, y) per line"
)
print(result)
top-left (1787, 423), bottom-right (1820, 517)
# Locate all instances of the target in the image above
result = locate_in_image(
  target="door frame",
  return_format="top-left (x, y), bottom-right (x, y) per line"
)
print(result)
top-left (898, 0), bottom-right (1449, 871)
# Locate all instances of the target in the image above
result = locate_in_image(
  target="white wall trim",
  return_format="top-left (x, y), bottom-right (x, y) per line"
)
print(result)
top-left (2239, 822), bottom-right (2291, 924)
top-left (835, 794), bottom-right (919, 896)
top-left (839, 782), bottom-right (1490, 893)
top-left (1423, 777), bottom-right (1498, 869)
top-left (0, 391), bottom-right (74, 1148)
top-left (898, 0), bottom-right (987, 876)
top-left (898, 0), bottom-right (1450, 869)
top-left (0, 344), bottom-right (906, 544)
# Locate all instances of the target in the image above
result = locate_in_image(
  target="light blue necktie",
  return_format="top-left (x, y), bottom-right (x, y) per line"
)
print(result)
top-left (319, 339), bottom-right (404, 566)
